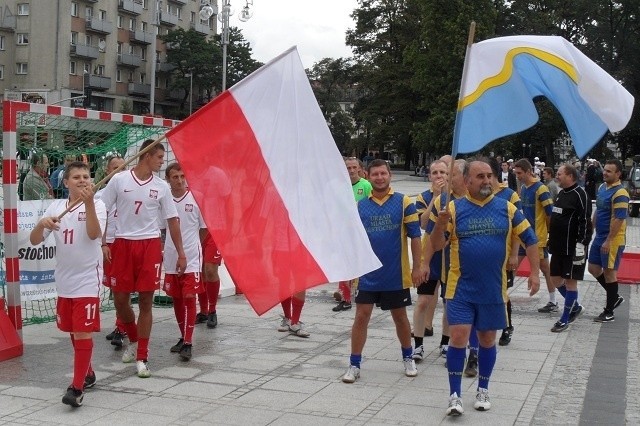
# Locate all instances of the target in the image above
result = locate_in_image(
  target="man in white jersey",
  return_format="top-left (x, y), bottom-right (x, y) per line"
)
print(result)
top-left (162, 163), bottom-right (207, 361)
top-left (29, 161), bottom-right (107, 407)
top-left (99, 139), bottom-right (186, 378)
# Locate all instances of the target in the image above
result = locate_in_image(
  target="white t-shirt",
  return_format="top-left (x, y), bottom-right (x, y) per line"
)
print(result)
top-left (99, 170), bottom-right (178, 240)
top-left (95, 187), bottom-right (118, 243)
top-left (43, 199), bottom-right (107, 297)
top-left (163, 190), bottom-right (205, 274)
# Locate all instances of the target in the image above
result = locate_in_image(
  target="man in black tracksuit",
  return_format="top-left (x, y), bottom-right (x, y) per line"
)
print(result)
top-left (547, 163), bottom-right (592, 332)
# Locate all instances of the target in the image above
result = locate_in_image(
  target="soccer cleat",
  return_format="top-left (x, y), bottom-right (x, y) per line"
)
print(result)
top-left (105, 328), bottom-right (117, 341)
top-left (170, 338), bottom-right (184, 353)
top-left (550, 321), bottom-right (569, 333)
top-left (342, 365), bottom-right (360, 383)
top-left (111, 330), bottom-right (125, 348)
top-left (474, 388), bottom-right (491, 411)
top-left (333, 291), bottom-right (343, 302)
top-left (289, 322), bottom-right (310, 338)
top-left (464, 352), bottom-right (478, 377)
top-left (568, 305), bottom-right (584, 323)
top-left (446, 392), bottom-right (464, 416)
top-left (83, 371), bottom-right (96, 390)
top-left (206, 312), bottom-right (218, 329)
top-left (277, 317), bottom-right (291, 332)
top-left (332, 301), bottom-right (352, 312)
top-left (412, 345), bottom-right (425, 361)
top-left (538, 302), bottom-right (559, 313)
top-left (499, 327), bottom-right (513, 346)
top-left (594, 309), bottom-right (614, 323)
top-left (179, 344), bottom-right (192, 361)
top-left (62, 386), bottom-right (84, 408)
top-left (613, 296), bottom-right (624, 310)
top-left (136, 360), bottom-right (151, 378)
top-left (121, 342), bottom-right (138, 363)
top-left (195, 312), bottom-right (207, 324)
top-left (403, 358), bottom-right (418, 377)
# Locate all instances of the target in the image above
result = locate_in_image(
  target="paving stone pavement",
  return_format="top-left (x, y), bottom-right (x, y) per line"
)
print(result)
top-left (0, 171), bottom-right (638, 425)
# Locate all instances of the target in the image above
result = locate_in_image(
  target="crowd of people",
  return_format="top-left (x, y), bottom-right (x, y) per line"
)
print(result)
top-left (26, 143), bottom-right (630, 415)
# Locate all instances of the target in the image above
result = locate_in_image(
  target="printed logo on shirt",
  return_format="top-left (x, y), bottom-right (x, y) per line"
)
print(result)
top-left (552, 206), bottom-right (563, 214)
top-left (185, 203), bottom-right (194, 212)
top-left (357, 189), bottom-right (363, 195)
top-left (78, 212), bottom-right (87, 221)
top-left (149, 189), bottom-right (158, 199)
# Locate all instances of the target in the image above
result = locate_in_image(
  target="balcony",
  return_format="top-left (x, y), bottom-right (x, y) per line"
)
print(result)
top-left (190, 22), bottom-right (210, 36)
top-left (70, 43), bottom-right (99, 60)
top-left (168, 0), bottom-right (187, 4)
top-left (128, 82), bottom-right (151, 97)
top-left (166, 88), bottom-right (185, 100)
top-left (85, 18), bottom-right (113, 35)
top-left (118, 0), bottom-right (143, 15)
top-left (86, 75), bottom-right (111, 91)
top-left (129, 29), bottom-right (154, 45)
top-left (117, 53), bottom-right (143, 68)
top-left (157, 62), bottom-right (176, 73)
top-left (0, 15), bottom-right (16, 32)
top-left (81, 0), bottom-right (99, 3)
top-left (159, 12), bottom-right (178, 26)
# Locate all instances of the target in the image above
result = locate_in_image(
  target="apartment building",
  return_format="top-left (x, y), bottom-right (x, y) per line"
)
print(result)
top-left (0, 0), bottom-right (217, 116)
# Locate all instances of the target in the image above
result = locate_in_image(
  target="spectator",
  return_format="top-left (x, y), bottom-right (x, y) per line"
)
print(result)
top-left (22, 152), bottom-right (53, 201)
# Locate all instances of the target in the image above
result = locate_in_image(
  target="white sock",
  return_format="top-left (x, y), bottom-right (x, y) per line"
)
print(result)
top-left (549, 291), bottom-right (556, 304)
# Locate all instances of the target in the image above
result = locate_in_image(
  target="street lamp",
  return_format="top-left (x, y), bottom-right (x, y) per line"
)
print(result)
top-left (185, 72), bottom-right (193, 115)
top-left (522, 143), bottom-right (526, 159)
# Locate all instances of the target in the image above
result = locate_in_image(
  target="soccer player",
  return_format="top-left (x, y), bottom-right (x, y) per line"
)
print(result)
top-left (431, 159), bottom-right (540, 415)
top-left (548, 163), bottom-right (591, 332)
top-left (333, 156), bottom-right (372, 312)
top-left (512, 159), bottom-right (555, 313)
top-left (96, 155), bottom-right (127, 349)
top-left (162, 163), bottom-right (206, 360)
top-left (342, 159), bottom-right (425, 383)
top-left (99, 139), bottom-right (186, 378)
top-left (588, 159), bottom-right (629, 322)
top-left (197, 231), bottom-right (223, 328)
top-left (29, 161), bottom-right (107, 407)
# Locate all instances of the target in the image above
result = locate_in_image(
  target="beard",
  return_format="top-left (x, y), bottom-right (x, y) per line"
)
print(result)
top-left (479, 185), bottom-right (493, 198)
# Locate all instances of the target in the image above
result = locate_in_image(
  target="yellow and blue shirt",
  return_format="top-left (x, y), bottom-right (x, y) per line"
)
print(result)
top-left (520, 180), bottom-right (553, 247)
top-left (416, 189), bottom-right (442, 280)
top-left (445, 194), bottom-right (537, 304)
top-left (424, 192), bottom-right (463, 284)
top-left (494, 185), bottom-right (522, 211)
top-left (358, 189), bottom-right (421, 291)
top-left (594, 181), bottom-right (629, 245)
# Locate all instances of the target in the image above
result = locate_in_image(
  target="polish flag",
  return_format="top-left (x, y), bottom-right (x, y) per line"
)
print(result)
top-left (166, 47), bottom-right (382, 315)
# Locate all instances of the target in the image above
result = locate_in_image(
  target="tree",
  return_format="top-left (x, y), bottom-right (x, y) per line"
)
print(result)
top-left (215, 27), bottom-right (262, 91)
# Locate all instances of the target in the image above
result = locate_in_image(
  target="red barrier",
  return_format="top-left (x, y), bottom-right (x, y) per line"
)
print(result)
top-left (0, 298), bottom-right (23, 361)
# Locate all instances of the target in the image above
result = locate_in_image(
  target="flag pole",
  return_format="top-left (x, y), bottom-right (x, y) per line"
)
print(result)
top-left (444, 21), bottom-right (476, 208)
top-left (56, 134), bottom-right (167, 220)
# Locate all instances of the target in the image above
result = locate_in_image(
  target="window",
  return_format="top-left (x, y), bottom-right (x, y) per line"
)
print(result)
top-left (140, 73), bottom-right (146, 84)
top-left (17, 3), bottom-right (29, 15)
top-left (128, 44), bottom-right (134, 55)
top-left (85, 34), bottom-right (92, 46)
top-left (141, 21), bottom-right (147, 31)
top-left (71, 2), bottom-right (78, 17)
top-left (70, 32), bottom-right (78, 45)
top-left (117, 42), bottom-right (122, 54)
top-left (129, 18), bottom-right (135, 31)
top-left (0, 36), bottom-right (5, 50)
top-left (155, 75), bottom-right (160, 88)
top-left (117, 15), bottom-right (123, 28)
top-left (190, 11), bottom-right (195, 23)
top-left (85, 6), bottom-right (93, 20)
top-left (16, 62), bottom-right (28, 74)
top-left (99, 38), bottom-right (106, 52)
top-left (96, 65), bottom-right (105, 76)
top-left (116, 69), bottom-right (122, 82)
top-left (143, 0), bottom-right (148, 8)
top-left (99, 10), bottom-right (107, 20)
top-left (141, 47), bottom-right (146, 60)
top-left (84, 63), bottom-right (90, 74)
top-left (177, 7), bottom-right (181, 19)
top-left (17, 33), bottom-right (29, 45)
top-left (128, 71), bottom-right (133, 82)
top-left (70, 61), bottom-right (77, 75)
top-left (0, 65), bottom-right (4, 80)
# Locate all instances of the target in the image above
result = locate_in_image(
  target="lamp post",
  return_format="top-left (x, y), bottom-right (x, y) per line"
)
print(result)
top-left (522, 143), bottom-right (526, 159)
top-left (185, 72), bottom-right (193, 115)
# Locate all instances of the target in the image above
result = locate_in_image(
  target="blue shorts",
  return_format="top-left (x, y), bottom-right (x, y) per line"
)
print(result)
top-left (446, 298), bottom-right (507, 331)
top-left (588, 241), bottom-right (625, 270)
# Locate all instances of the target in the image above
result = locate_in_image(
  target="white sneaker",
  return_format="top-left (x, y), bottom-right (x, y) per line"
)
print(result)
top-left (136, 360), bottom-right (151, 378)
top-left (412, 345), bottom-right (425, 361)
top-left (122, 342), bottom-right (138, 363)
top-left (474, 387), bottom-right (491, 411)
top-left (403, 358), bottom-right (418, 377)
top-left (447, 392), bottom-right (464, 416)
top-left (277, 317), bottom-right (291, 332)
top-left (288, 322), bottom-right (310, 338)
top-left (342, 365), bottom-right (360, 383)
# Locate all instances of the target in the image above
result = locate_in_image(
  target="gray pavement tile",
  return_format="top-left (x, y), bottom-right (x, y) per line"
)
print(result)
top-left (21, 404), bottom-right (112, 425)
top-left (87, 410), bottom-right (174, 425)
top-left (370, 402), bottom-right (446, 424)
top-left (234, 388), bottom-right (310, 409)
top-left (293, 393), bottom-right (371, 416)
top-left (0, 386), bottom-right (62, 401)
top-left (259, 376), bottom-right (331, 393)
top-left (108, 376), bottom-right (179, 392)
top-left (269, 413), bottom-right (350, 426)
top-left (151, 365), bottom-right (202, 380)
top-left (194, 405), bottom-right (282, 426)
top-left (194, 370), bottom-right (262, 386)
top-left (80, 390), bottom-right (148, 409)
top-left (123, 396), bottom-right (210, 416)
top-left (163, 381), bottom-right (237, 399)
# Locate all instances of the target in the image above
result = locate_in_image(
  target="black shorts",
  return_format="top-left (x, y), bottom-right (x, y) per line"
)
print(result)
top-left (507, 270), bottom-right (514, 289)
top-left (440, 281), bottom-right (447, 302)
top-left (550, 254), bottom-right (586, 280)
top-left (417, 279), bottom-right (440, 295)
top-left (355, 288), bottom-right (411, 310)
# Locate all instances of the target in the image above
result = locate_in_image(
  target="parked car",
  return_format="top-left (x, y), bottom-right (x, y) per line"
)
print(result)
top-left (623, 155), bottom-right (640, 217)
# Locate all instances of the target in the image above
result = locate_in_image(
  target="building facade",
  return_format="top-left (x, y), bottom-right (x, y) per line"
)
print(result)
top-left (0, 0), bottom-right (217, 116)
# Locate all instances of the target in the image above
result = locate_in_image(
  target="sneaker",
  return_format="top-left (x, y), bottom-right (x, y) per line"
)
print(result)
top-left (206, 312), bottom-right (218, 329)
top-left (440, 344), bottom-right (448, 356)
top-left (195, 312), bottom-right (207, 324)
top-left (289, 322), bottom-right (310, 338)
top-left (538, 302), bottom-right (559, 313)
top-left (403, 358), bottom-right (418, 377)
top-left (105, 328), bottom-right (117, 341)
top-left (412, 345), bottom-right (425, 361)
top-left (136, 360), bottom-right (151, 378)
top-left (342, 365), bottom-right (360, 383)
top-left (474, 388), bottom-right (491, 411)
top-left (464, 352), bottom-right (478, 377)
top-left (550, 321), bottom-right (569, 333)
top-left (121, 342), bottom-right (138, 363)
top-left (499, 327), bottom-right (513, 346)
top-left (594, 309), bottom-right (614, 323)
top-left (446, 392), bottom-right (464, 416)
top-left (170, 338), bottom-right (184, 353)
top-left (333, 291), bottom-right (343, 302)
top-left (332, 301), bottom-right (352, 312)
top-left (111, 330), bottom-right (125, 348)
top-left (62, 386), bottom-right (84, 408)
top-left (613, 296), bottom-right (624, 310)
top-left (179, 344), bottom-right (192, 361)
top-left (83, 371), bottom-right (96, 390)
top-left (277, 317), bottom-right (291, 332)
top-left (568, 304), bottom-right (584, 323)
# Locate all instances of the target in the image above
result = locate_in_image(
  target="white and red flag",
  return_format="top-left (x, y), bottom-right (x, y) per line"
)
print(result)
top-left (166, 47), bottom-right (381, 315)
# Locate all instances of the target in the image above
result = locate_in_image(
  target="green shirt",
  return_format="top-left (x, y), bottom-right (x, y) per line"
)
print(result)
top-left (352, 178), bottom-right (372, 202)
